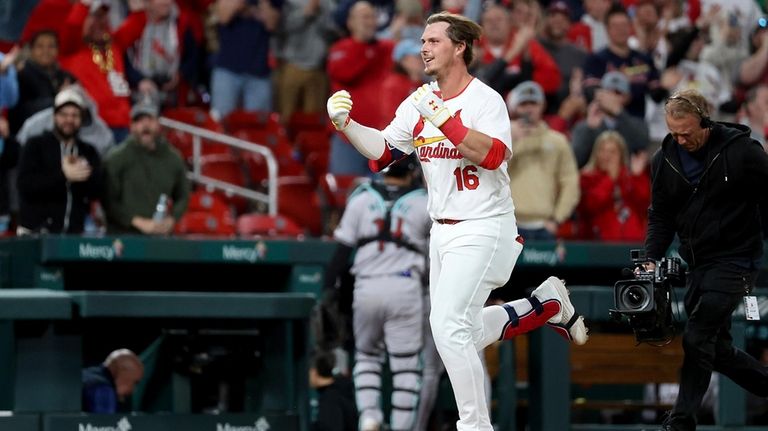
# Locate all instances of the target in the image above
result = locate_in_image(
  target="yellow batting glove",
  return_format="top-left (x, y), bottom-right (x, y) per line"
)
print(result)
top-left (327, 90), bottom-right (353, 131)
top-left (410, 83), bottom-right (451, 127)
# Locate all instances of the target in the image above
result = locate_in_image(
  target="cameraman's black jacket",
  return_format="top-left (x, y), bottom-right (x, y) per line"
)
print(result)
top-left (645, 122), bottom-right (768, 270)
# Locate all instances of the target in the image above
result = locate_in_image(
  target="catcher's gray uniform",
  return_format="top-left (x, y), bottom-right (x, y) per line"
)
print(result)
top-left (333, 181), bottom-right (430, 431)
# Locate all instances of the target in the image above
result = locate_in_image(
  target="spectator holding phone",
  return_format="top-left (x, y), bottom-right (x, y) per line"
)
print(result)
top-left (506, 81), bottom-right (580, 241)
top-left (571, 71), bottom-right (650, 168)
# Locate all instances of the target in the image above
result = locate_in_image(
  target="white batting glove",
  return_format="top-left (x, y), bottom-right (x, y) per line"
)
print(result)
top-left (327, 90), bottom-right (353, 131)
top-left (411, 83), bottom-right (451, 128)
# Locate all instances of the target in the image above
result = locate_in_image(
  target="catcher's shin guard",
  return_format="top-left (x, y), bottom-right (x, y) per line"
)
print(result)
top-left (389, 351), bottom-right (421, 431)
top-left (354, 350), bottom-right (384, 427)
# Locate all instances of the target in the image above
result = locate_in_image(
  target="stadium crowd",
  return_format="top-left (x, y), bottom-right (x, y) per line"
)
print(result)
top-left (0, 0), bottom-right (766, 240)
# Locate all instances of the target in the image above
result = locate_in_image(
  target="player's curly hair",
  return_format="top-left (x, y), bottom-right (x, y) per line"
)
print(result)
top-left (426, 12), bottom-right (483, 66)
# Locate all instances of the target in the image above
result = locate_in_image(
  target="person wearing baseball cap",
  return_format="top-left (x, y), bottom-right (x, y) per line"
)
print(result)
top-left (129, 101), bottom-right (159, 123)
top-left (506, 80), bottom-right (545, 110)
top-left (600, 70), bottom-right (631, 95)
top-left (505, 81), bottom-right (580, 241)
top-left (15, 84), bottom-right (117, 157)
top-left (571, 70), bottom-right (650, 167)
top-left (16, 86), bottom-right (102, 234)
top-left (102, 100), bottom-right (189, 235)
top-left (54, 87), bottom-right (88, 120)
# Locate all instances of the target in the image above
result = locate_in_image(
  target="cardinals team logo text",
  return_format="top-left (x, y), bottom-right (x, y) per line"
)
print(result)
top-left (413, 110), bottom-right (464, 162)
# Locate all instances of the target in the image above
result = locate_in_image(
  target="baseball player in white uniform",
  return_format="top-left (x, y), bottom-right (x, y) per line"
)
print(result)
top-left (326, 12), bottom-right (589, 431)
top-left (326, 159), bottom-right (431, 431)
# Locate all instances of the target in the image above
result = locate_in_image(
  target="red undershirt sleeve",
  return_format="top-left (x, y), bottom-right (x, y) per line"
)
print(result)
top-left (479, 139), bottom-right (506, 170)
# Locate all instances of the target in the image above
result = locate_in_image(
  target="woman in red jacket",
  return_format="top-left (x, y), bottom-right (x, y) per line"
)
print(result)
top-left (578, 130), bottom-right (650, 242)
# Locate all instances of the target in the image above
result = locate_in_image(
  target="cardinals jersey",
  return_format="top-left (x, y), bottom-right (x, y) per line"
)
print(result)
top-left (382, 78), bottom-right (515, 220)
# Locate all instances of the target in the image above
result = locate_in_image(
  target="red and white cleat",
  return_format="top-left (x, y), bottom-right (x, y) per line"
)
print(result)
top-left (532, 276), bottom-right (589, 345)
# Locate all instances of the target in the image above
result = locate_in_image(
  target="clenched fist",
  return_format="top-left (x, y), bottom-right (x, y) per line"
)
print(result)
top-left (411, 83), bottom-right (451, 128)
top-left (327, 90), bottom-right (353, 131)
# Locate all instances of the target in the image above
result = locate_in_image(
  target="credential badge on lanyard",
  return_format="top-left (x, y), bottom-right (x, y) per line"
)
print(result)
top-left (744, 296), bottom-right (760, 321)
top-left (744, 278), bottom-right (760, 321)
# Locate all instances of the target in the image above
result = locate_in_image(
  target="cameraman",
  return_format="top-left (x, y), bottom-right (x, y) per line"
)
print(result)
top-left (644, 89), bottom-right (768, 431)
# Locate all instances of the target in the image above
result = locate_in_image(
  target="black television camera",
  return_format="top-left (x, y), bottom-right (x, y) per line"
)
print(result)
top-left (609, 249), bottom-right (684, 344)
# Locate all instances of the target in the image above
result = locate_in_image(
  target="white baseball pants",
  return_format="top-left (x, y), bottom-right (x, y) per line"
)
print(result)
top-left (428, 212), bottom-right (523, 431)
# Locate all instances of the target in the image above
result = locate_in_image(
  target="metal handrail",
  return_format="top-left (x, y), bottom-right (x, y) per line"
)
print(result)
top-left (159, 117), bottom-right (278, 216)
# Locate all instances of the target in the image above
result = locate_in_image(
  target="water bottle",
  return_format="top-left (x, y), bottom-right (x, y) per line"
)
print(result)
top-left (152, 193), bottom-right (168, 223)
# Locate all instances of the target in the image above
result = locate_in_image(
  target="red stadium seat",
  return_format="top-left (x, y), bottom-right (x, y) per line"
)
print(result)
top-left (165, 129), bottom-right (230, 162)
top-left (200, 154), bottom-right (248, 186)
top-left (231, 128), bottom-right (287, 149)
top-left (277, 176), bottom-right (323, 236)
top-left (175, 211), bottom-right (236, 236)
top-left (199, 154), bottom-right (250, 213)
top-left (236, 213), bottom-right (303, 237)
top-left (294, 130), bottom-right (331, 160)
top-left (240, 152), bottom-right (271, 188)
top-left (233, 130), bottom-right (305, 177)
top-left (161, 107), bottom-right (222, 132)
top-left (319, 173), bottom-right (366, 209)
top-left (318, 173), bottom-right (367, 233)
top-left (187, 189), bottom-right (233, 219)
top-left (304, 151), bottom-right (329, 184)
top-left (277, 160), bottom-right (305, 177)
top-left (286, 112), bottom-right (330, 140)
top-left (221, 110), bottom-right (282, 134)
top-left (287, 111), bottom-right (327, 130)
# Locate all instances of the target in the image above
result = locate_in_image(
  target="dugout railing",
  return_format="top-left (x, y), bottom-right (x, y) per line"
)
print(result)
top-left (159, 116), bottom-right (280, 216)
